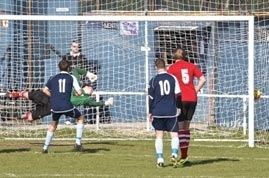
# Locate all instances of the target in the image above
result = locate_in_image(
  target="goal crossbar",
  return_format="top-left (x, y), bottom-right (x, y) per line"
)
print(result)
top-left (0, 15), bottom-right (254, 22)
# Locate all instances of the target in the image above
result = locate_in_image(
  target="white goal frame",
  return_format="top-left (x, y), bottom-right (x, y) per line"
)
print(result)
top-left (0, 15), bottom-right (255, 147)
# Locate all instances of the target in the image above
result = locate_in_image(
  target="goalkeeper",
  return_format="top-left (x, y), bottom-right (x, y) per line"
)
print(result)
top-left (63, 40), bottom-right (97, 84)
top-left (6, 68), bottom-right (113, 122)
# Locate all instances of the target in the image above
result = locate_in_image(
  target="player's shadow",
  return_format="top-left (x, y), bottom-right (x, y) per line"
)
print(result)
top-left (0, 148), bottom-right (31, 154)
top-left (184, 158), bottom-right (239, 167)
top-left (30, 141), bottom-right (134, 147)
top-left (83, 147), bottom-right (110, 153)
top-left (30, 142), bottom-right (74, 147)
top-left (88, 141), bottom-right (135, 147)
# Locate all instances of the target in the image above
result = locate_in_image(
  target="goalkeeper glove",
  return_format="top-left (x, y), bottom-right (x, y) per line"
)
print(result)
top-left (86, 71), bottom-right (97, 82)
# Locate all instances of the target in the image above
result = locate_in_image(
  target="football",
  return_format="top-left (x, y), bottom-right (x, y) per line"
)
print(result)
top-left (254, 89), bottom-right (262, 100)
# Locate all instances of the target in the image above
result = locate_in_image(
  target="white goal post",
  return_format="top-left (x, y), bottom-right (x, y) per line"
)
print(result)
top-left (0, 15), bottom-right (255, 147)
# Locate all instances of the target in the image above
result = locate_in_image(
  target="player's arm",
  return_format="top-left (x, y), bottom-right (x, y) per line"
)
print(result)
top-left (42, 77), bottom-right (52, 96)
top-left (81, 55), bottom-right (97, 82)
top-left (72, 75), bottom-right (83, 96)
top-left (72, 67), bottom-right (97, 83)
top-left (173, 76), bottom-right (181, 97)
top-left (42, 87), bottom-right (51, 96)
top-left (194, 67), bottom-right (206, 93)
top-left (196, 75), bottom-right (206, 93)
top-left (148, 79), bottom-right (154, 121)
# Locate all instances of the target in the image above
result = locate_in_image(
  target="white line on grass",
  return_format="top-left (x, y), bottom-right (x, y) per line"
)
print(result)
top-left (31, 151), bottom-right (269, 161)
top-left (191, 144), bottom-right (247, 148)
top-left (1, 174), bottom-right (268, 178)
top-left (191, 155), bottom-right (269, 161)
top-left (1, 173), bottom-right (124, 178)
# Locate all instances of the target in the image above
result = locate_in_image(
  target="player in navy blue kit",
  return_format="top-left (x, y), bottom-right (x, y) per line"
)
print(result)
top-left (148, 58), bottom-right (181, 167)
top-left (42, 59), bottom-right (85, 153)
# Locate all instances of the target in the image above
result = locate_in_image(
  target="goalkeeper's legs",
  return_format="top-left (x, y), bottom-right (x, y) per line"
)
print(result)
top-left (21, 104), bottom-right (51, 122)
top-left (30, 102), bottom-right (51, 121)
top-left (6, 90), bottom-right (28, 99)
top-left (82, 97), bottom-right (104, 107)
top-left (20, 90), bottom-right (51, 121)
top-left (20, 112), bottom-right (33, 122)
top-left (8, 89), bottom-right (49, 103)
top-left (71, 95), bottom-right (113, 107)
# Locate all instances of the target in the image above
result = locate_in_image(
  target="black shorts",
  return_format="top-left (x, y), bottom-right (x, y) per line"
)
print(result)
top-left (52, 108), bottom-right (82, 122)
top-left (28, 90), bottom-right (50, 105)
top-left (28, 90), bottom-right (51, 120)
top-left (177, 99), bottom-right (197, 122)
top-left (152, 117), bottom-right (178, 132)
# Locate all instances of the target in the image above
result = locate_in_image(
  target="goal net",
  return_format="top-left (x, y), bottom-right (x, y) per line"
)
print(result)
top-left (0, 1), bottom-right (268, 147)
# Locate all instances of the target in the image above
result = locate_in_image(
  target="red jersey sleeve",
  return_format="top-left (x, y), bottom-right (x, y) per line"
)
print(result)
top-left (193, 65), bottom-right (203, 78)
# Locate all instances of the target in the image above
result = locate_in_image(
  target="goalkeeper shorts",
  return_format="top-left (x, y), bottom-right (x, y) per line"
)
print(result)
top-left (28, 90), bottom-right (51, 120)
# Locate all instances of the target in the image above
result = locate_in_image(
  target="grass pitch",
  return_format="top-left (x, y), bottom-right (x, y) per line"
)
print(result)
top-left (0, 140), bottom-right (268, 178)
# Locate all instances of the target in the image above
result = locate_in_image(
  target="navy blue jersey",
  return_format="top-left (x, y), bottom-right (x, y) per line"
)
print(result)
top-left (46, 71), bottom-right (81, 112)
top-left (148, 71), bottom-right (180, 118)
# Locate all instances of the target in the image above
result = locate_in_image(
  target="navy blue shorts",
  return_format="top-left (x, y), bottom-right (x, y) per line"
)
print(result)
top-left (152, 117), bottom-right (178, 132)
top-left (52, 108), bottom-right (82, 121)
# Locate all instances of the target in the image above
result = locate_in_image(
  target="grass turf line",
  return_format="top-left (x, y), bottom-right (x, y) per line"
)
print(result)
top-left (0, 140), bottom-right (268, 178)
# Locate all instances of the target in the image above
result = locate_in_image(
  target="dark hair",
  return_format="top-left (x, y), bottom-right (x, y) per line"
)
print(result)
top-left (155, 58), bottom-right (166, 69)
top-left (71, 40), bottom-right (81, 49)
top-left (58, 59), bottom-right (71, 72)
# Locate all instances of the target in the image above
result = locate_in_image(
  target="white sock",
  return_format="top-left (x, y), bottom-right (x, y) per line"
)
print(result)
top-left (171, 137), bottom-right (179, 157)
top-left (155, 138), bottom-right (163, 159)
top-left (43, 131), bottom-right (54, 150)
top-left (76, 123), bottom-right (84, 145)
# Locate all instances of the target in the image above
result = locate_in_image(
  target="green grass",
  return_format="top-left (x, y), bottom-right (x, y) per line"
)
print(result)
top-left (0, 140), bottom-right (269, 178)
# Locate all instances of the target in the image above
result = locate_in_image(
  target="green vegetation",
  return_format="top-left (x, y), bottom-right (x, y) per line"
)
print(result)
top-left (0, 140), bottom-right (269, 178)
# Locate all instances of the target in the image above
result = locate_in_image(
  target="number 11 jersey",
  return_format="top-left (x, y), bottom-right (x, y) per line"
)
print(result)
top-left (45, 71), bottom-right (80, 113)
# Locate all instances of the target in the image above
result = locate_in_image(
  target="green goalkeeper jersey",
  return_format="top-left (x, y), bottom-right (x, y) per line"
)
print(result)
top-left (70, 67), bottom-right (104, 107)
top-left (71, 93), bottom-right (104, 107)
top-left (72, 67), bottom-right (87, 84)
